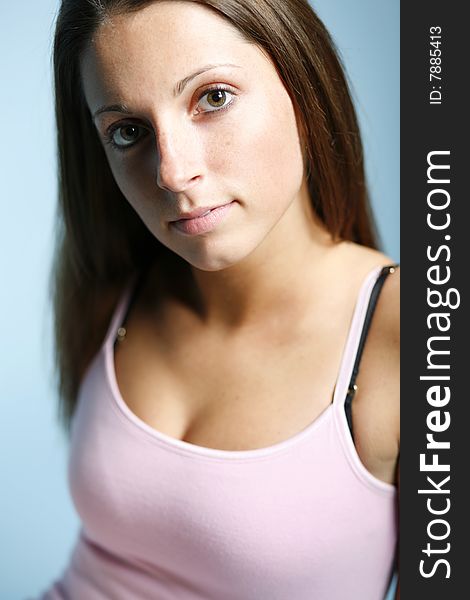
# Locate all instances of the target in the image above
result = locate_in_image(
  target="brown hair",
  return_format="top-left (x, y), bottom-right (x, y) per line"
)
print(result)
top-left (51, 0), bottom-right (381, 434)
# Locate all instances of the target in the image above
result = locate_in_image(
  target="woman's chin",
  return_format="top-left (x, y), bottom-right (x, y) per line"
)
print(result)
top-left (184, 254), bottom-right (243, 273)
top-left (176, 243), bottom-right (255, 273)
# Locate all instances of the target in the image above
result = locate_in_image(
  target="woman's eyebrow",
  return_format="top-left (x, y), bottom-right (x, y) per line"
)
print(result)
top-left (92, 63), bottom-right (241, 121)
top-left (93, 103), bottom-right (132, 121)
top-left (173, 63), bottom-right (241, 97)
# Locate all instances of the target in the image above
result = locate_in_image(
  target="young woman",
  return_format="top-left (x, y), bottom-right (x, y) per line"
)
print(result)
top-left (41, 0), bottom-right (399, 598)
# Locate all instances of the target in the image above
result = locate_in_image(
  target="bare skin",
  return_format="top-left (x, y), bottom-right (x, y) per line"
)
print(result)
top-left (80, 1), bottom-right (399, 493)
top-left (113, 243), bottom-right (399, 483)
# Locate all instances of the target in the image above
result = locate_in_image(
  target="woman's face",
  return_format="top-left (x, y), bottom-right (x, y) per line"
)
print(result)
top-left (81, 1), bottom-right (308, 271)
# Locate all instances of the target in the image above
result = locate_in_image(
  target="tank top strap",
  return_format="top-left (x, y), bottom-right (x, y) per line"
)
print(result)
top-left (332, 263), bottom-right (399, 423)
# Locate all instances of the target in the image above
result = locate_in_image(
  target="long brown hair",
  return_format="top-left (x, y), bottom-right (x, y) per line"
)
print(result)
top-left (51, 0), bottom-right (381, 434)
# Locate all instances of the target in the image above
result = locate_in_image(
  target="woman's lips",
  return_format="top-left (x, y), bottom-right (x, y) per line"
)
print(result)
top-left (170, 201), bottom-right (235, 235)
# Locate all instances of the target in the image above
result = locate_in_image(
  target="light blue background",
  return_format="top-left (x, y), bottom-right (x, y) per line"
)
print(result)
top-left (0, 1), bottom-right (398, 598)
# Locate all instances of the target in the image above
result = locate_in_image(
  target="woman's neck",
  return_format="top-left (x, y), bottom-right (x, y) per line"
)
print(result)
top-left (150, 182), bottom-right (344, 332)
top-left (190, 194), bottom-right (341, 330)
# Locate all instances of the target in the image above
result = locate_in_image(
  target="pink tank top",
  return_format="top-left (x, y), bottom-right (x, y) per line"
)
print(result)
top-left (39, 264), bottom-right (398, 600)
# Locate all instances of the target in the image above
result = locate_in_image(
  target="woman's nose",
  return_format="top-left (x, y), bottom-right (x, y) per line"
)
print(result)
top-left (155, 127), bottom-right (202, 193)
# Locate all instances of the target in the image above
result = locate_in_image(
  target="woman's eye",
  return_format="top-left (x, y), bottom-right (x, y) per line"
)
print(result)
top-left (107, 124), bottom-right (146, 150)
top-left (197, 88), bottom-right (234, 113)
top-left (104, 89), bottom-right (234, 151)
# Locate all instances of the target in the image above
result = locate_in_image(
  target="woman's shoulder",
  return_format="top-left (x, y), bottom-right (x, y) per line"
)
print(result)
top-left (339, 242), bottom-right (400, 466)
top-left (336, 240), bottom-right (397, 269)
top-left (354, 244), bottom-right (399, 341)
top-left (344, 242), bottom-right (400, 385)
top-left (332, 241), bottom-right (399, 315)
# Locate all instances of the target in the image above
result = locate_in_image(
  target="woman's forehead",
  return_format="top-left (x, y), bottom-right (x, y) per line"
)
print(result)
top-left (89, 2), bottom-right (244, 66)
top-left (80, 2), bottom-right (275, 110)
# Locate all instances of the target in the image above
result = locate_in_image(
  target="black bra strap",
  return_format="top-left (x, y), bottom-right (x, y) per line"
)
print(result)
top-left (344, 264), bottom-right (399, 442)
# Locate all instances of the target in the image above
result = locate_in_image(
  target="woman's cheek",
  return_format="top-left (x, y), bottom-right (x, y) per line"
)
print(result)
top-left (107, 154), bottom-right (137, 198)
top-left (107, 154), bottom-right (157, 216)
top-left (236, 99), bottom-right (304, 210)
